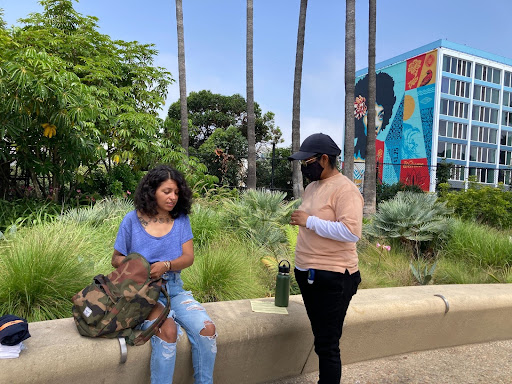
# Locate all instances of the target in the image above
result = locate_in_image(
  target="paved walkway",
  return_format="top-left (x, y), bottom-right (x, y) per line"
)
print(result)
top-left (265, 339), bottom-right (512, 384)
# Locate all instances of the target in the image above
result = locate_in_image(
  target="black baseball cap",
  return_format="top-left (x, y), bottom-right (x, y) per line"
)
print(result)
top-left (288, 133), bottom-right (341, 161)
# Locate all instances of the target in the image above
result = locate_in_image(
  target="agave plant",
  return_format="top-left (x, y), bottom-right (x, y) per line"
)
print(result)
top-left (409, 260), bottom-right (437, 285)
top-left (223, 189), bottom-right (300, 250)
top-left (366, 191), bottom-right (453, 259)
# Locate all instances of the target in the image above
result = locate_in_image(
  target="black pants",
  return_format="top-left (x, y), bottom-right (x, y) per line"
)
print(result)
top-left (295, 268), bottom-right (361, 384)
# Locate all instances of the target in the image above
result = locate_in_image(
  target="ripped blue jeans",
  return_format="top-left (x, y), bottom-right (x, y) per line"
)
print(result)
top-left (139, 271), bottom-right (217, 384)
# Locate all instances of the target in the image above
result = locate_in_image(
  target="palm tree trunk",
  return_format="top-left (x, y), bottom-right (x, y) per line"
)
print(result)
top-left (292, 0), bottom-right (308, 199)
top-left (176, 0), bottom-right (189, 155)
top-left (363, 0), bottom-right (377, 216)
top-left (246, 0), bottom-right (256, 189)
top-left (343, 0), bottom-right (356, 181)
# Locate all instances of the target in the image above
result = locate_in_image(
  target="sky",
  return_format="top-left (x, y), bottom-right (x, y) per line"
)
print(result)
top-left (1, 0), bottom-right (511, 149)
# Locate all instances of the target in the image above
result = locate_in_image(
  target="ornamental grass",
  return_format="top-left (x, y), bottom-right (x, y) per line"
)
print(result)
top-left (0, 221), bottom-right (111, 322)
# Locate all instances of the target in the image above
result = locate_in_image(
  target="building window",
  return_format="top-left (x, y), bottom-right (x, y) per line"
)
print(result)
top-left (473, 84), bottom-right (500, 104)
top-left (442, 55), bottom-right (472, 77)
top-left (472, 105), bottom-right (499, 124)
top-left (469, 146), bottom-right (496, 163)
top-left (438, 120), bottom-right (467, 139)
top-left (475, 64), bottom-right (501, 84)
top-left (500, 150), bottom-right (512, 165)
top-left (470, 125), bottom-right (497, 144)
top-left (502, 111), bottom-right (512, 128)
top-left (441, 99), bottom-right (469, 119)
top-left (469, 167), bottom-right (495, 183)
top-left (438, 141), bottom-right (466, 160)
top-left (501, 130), bottom-right (512, 147)
top-left (498, 169), bottom-right (512, 185)
top-left (503, 91), bottom-right (512, 107)
top-left (449, 165), bottom-right (465, 181)
top-left (441, 77), bottom-right (470, 98)
top-left (504, 71), bottom-right (512, 87)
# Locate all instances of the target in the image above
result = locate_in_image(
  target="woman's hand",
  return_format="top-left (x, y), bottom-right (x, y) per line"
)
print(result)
top-left (290, 209), bottom-right (309, 227)
top-left (150, 262), bottom-right (168, 279)
top-left (111, 249), bottom-right (126, 268)
top-left (149, 240), bottom-right (195, 278)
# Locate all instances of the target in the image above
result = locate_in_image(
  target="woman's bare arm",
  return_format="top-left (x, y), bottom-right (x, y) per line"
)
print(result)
top-left (111, 249), bottom-right (126, 268)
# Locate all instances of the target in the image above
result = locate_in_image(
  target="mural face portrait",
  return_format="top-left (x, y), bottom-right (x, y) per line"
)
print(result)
top-left (353, 72), bottom-right (396, 160)
top-left (363, 103), bottom-right (385, 135)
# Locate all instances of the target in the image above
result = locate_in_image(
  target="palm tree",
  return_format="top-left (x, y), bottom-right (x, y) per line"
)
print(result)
top-left (343, 0), bottom-right (356, 181)
top-left (292, 0), bottom-right (308, 199)
top-left (175, 0), bottom-right (189, 155)
top-left (246, 0), bottom-right (256, 189)
top-left (363, 0), bottom-right (377, 216)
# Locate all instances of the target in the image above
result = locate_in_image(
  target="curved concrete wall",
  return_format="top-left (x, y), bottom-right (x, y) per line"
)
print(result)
top-left (1, 284), bottom-right (512, 384)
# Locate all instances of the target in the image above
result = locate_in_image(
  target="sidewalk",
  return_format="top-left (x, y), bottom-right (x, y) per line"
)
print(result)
top-left (265, 339), bottom-right (512, 384)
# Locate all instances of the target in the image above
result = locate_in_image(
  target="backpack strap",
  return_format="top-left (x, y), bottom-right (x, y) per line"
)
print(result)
top-left (129, 281), bottom-right (171, 346)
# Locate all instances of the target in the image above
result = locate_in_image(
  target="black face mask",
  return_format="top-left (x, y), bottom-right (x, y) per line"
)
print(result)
top-left (301, 161), bottom-right (324, 181)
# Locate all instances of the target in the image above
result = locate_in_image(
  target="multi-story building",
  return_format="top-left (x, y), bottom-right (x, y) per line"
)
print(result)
top-left (353, 39), bottom-right (512, 192)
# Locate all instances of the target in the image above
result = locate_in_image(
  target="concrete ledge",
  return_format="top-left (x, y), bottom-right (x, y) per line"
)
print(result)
top-left (1, 284), bottom-right (512, 384)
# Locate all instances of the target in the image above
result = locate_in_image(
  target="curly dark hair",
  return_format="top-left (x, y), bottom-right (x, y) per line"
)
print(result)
top-left (134, 165), bottom-right (192, 219)
top-left (354, 72), bottom-right (396, 160)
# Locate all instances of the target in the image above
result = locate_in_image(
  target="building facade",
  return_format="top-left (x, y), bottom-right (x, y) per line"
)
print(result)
top-left (353, 39), bottom-right (512, 192)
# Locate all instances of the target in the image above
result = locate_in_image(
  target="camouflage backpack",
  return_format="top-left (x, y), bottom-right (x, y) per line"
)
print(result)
top-left (72, 252), bottom-right (170, 346)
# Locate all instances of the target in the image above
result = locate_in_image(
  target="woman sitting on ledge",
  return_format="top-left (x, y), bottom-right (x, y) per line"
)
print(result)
top-left (112, 165), bottom-right (217, 384)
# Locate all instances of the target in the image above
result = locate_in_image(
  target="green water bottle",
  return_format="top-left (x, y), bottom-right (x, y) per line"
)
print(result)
top-left (275, 260), bottom-right (291, 307)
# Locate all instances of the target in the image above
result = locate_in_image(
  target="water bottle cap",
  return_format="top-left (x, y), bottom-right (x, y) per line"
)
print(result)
top-left (278, 260), bottom-right (290, 274)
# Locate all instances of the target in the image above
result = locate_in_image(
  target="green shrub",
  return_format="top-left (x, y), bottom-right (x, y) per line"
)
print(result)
top-left (0, 221), bottom-right (111, 322)
top-left (366, 192), bottom-right (453, 259)
top-left (435, 159), bottom-right (452, 188)
top-left (0, 199), bottom-right (62, 233)
top-left (376, 181), bottom-right (424, 206)
top-left (108, 163), bottom-right (141, 195)
top-left (181, 236), bottom-right (268, 302)
top-left (77, 163), bottom-right (142, 198)
top-left (440, 185), bottom-right (512, 229)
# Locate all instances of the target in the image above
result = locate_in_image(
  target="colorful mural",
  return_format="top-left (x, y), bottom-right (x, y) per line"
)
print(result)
top-left (354, 50), bottom-right (437, 191)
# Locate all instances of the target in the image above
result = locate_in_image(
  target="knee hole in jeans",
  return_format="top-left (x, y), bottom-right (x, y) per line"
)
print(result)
top-left (199, 320), bottom-right (216, 339)
top-left (158, 318), bottom-right (177, 343)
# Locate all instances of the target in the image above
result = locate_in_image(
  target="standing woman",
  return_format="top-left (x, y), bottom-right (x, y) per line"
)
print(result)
top-left (288, 133), bottom-right (363, 384)
top-left (112, 165), bottom-right (216, 384)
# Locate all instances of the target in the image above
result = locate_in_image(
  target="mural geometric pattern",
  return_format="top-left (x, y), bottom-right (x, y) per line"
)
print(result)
top-left (383, 97), bottom-right (405, 183)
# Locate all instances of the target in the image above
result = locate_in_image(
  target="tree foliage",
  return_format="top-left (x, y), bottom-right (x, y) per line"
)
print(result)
top-left (167, 89), bottom-right (276, 149)
top-left (197, 126), bottom-right (248, 187)
top-left (376, 181), bottom-right (424, 206)
top-left (256, 147), bottom-right (292, 194)
top-left (0, 0), bottom-right (188, 201)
